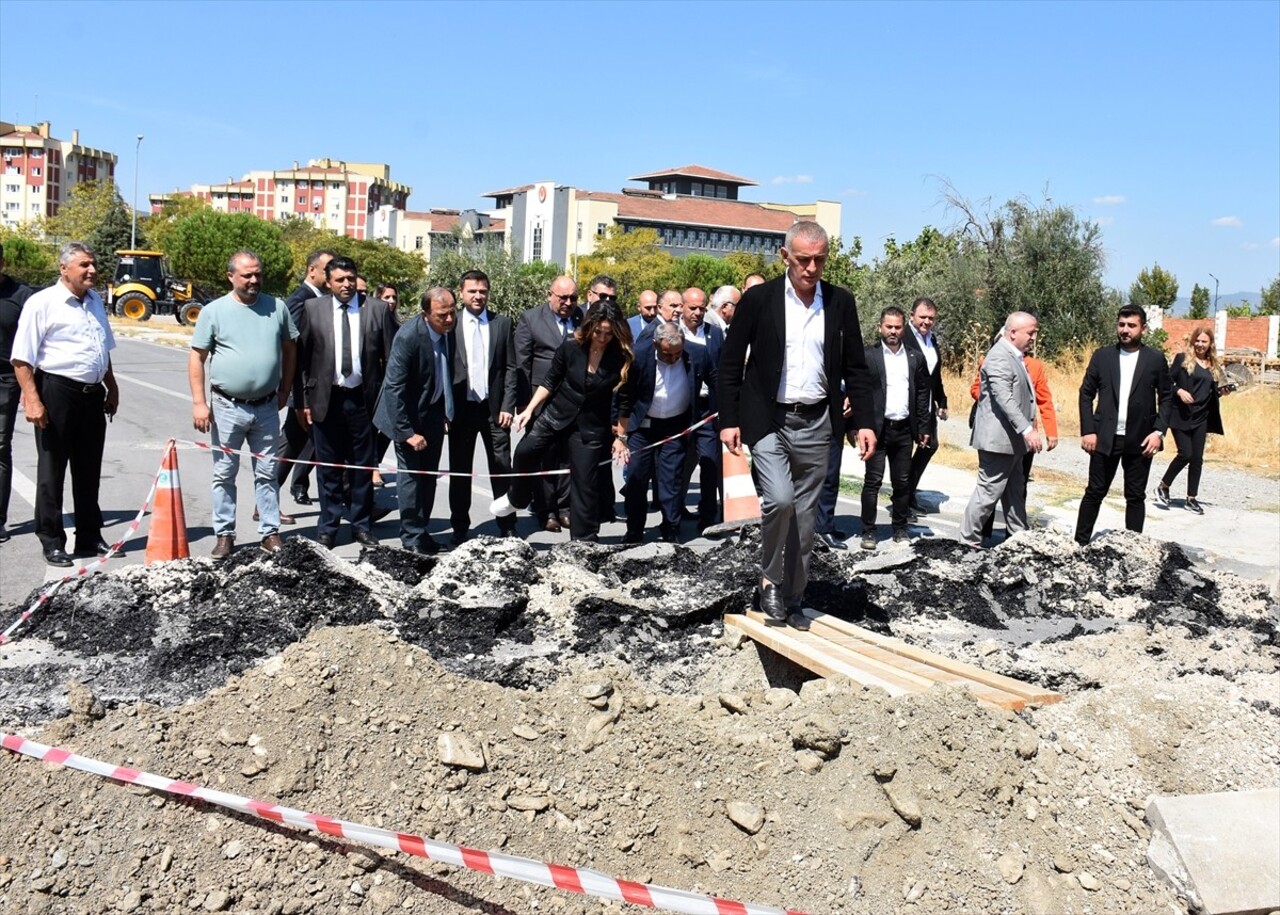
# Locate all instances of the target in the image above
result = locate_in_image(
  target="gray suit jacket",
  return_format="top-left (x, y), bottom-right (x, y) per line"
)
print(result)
top-left (970, 338), bottom-right (1035, 455)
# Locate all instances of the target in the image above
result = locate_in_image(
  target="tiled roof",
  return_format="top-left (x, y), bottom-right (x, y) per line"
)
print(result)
top-left (627, 164), bottom-right (757, 186)
top-left (578, 191), bottom-right (795, 233)
top-left (481, 183), bottom-right (534, 199)
top-left (1, 131), bottom-right (46, 141)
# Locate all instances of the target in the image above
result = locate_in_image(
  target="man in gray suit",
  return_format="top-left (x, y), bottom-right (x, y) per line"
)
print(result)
top-left (958, 312), bottom-right (1043, 548)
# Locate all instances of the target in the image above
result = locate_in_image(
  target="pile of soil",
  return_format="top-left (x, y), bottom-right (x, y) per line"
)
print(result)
top-left (0, 530), bottom-right (1275, 914)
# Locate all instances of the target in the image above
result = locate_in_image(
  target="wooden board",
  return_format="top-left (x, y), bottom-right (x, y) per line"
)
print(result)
top-left (725, 611), bottom-right (1062, 711)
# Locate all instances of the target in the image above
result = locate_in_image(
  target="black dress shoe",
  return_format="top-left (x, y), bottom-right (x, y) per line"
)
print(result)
top-left (291, 489), bottom-right (313, 506)
top-left (622, 531), bottom-right (644, 544)
top-left (451, 530), bottom-right (469, 547)
top-left (44, 548), bottom-right (74, 568)
top-left (758, 585), bottom-right (786, 623)
top-left (417, 536), bottom-right (441, 555)
top-left (316, 533), bottom-right (336, 549)
top-left (75, 539), bottom-right (121, 558)
top-left (816, 531), bottom-right (847, 552)
top-left (787, 611), bottom-right (811, 631)
top-left (353, 530), bottom-right (378, 546)
top-left (658, 526), bottom-right (679, 544)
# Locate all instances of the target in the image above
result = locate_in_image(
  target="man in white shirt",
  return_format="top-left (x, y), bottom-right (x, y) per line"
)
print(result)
top-left (903, 296), bottom-right (949, 514)
top-left (10, 242), bottom-right (120, 567)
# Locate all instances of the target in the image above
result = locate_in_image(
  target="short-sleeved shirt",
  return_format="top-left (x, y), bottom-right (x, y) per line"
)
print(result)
top-left (10, 280), bottom-right (115, 384)
top-left (191, 293), bottom-right (297, 400)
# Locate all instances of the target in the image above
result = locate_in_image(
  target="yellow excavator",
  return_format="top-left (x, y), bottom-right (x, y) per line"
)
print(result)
top-left (107, 250), bottom-right (210, 325)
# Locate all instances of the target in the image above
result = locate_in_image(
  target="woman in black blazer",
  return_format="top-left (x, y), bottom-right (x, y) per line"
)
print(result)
top-left (1156, 326), bottom-right (1231, 514)
top-left (505, 302), bottom-right (636, 540)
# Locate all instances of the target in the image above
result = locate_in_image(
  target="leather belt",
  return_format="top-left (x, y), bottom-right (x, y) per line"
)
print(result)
top-left (884, 418), bottom-right (911, 430)
top-left (212, 385), bottom-right (275, 407)
top-left (37, 371), bottom-right (103, 394)
top-left (777, 400), bottom-right (825, 415)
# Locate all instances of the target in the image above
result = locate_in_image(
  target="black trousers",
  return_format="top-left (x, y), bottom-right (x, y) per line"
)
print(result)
top-left (448, 398), bottom-right (515, 535)
top-left (531, 433), bottom-right (570, 522)
top-left (312, 387), bottom-right (375, 536)
top-left (1162, 425), bottom-right (1208, 497)
top-left (0, 373), bottom-right (18, 527)
top-left (33, 372), bottom-right (106, 552)
top-left (512, 418), bottom-right (606, 539)
top-left (861, 420), bottom-right (913, 531)
top-left (278, 408), bottom-right (315, 493)
top-left (1075, 435), bottom-right (1153, 544)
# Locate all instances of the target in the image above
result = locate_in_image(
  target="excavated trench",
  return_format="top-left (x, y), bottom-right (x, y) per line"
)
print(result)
top-left (0, 528), bottom-right (1274, 725)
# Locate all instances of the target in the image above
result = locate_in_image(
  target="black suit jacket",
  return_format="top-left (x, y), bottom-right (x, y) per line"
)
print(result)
top-left (536, 340), bottom-right (634, 444)
top-left (514, 303), bottom-right (583, 407)
top-left (451, 309), bottom-right (517, 422)
top-left (718, 276), bottom-right (873, 446)
top-left (627, 338), bottom-right (716, 429)
top-left (296, 293), bottom-right (396, 424)
top-left (1078, 342), bottom-right (1172, 453)
top-left (863, 343), bottom-right (931, 438)
top-left (901, 327), bottom-right (947, 438)
top-left (286, 282), bottom-right (324, 327)
top-left (373, 316), bottom-right (449, 445)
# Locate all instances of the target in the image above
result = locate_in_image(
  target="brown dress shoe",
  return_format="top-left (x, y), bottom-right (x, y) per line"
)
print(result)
top-left (260, 534), bottom-right (284, 555)
top-left (543, 517), bottom-right (562, 533)
top-left (558, 513), bottom-right (572, 529)
top-left (211, 535), bottom-right (235, 560)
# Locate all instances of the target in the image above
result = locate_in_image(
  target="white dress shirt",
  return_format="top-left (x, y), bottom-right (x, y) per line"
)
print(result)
top-left (11, 279), bottom-right (114, 384)
top-left (776, 275), bottom-right (827, 404)
top-left (332, 297), bottom-right (362, 387)
top-left (882, 343), bottom-right (910, 421)
top-left (462, 309), bottom-right (490, 402)
top-left (647, 357), bottom-right (691, 421)
top-left (911, 325), bottom-right (938, 374)
top-left (1116, 348), bottom-right (1139, 436)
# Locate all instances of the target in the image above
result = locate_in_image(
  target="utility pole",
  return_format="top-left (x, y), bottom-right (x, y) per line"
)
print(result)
top-left (1208, 273), bottom-right (1219, 317)
top-left (130, 135), bottom-right (144, 249)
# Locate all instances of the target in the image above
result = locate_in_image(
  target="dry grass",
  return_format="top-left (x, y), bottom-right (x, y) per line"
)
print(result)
top-left (941, 348), bottom-right (1280, 477)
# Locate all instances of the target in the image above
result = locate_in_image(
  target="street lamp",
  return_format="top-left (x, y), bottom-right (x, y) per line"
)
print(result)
top-left (130, 134), bottom-right (143, 249)
top-left (1208, 273), bottom-right (1219, 317)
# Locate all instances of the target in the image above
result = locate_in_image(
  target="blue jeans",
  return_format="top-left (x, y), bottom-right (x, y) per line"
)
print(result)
top-left (210, 394), bottom-right (281, 536)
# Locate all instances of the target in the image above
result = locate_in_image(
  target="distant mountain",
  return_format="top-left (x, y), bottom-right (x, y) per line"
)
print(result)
top-left (1168, 291), bottom-right (1261, 317)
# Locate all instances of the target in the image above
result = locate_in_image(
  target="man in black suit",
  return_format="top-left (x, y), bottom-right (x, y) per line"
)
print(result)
top-left (635, 289), bottom-right (682, 347)
top-left (1074, 305), bottom-right (1172, 546)
top-left (448, 269), bottom-right (518, 543)
top-left (583, 274), bottom-right (618, 318)
top-left (279, 248), bottom-right (336, 508)
top-left (859, 306), bottom-right (931, 550)
top-left (719, 222), bottom-right (876, 629)
top-left (677, 286), bottom-right (725, 531)
top-left (903, 296), bottom-right (948, 514)
top-left (295, 256), bottom-right (396, 547)
top-left (514, 275), bottom-right (582, 532)
top-left (373, 287), bottom-right (457, 554)
top-left (623, 322), bottom-right (715, 543)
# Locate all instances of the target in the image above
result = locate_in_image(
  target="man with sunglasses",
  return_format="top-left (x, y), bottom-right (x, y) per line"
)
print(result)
top-left (584, 274), bottom-right (618, 318)
top-left (514, 275), bottom-right (583, 532)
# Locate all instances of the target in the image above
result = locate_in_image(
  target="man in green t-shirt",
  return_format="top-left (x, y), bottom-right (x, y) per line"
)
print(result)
top-left (189, 250), bottom-right (298, 559)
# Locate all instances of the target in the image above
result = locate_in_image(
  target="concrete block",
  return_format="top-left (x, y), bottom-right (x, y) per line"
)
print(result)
top-left (1146, 789), bottom-right (1280, 915)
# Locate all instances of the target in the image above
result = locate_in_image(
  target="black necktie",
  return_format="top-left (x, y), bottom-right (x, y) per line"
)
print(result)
top-left (340, 303), bottom-right (353, 378)
top-left (436, 335), bottom-right (454, 421)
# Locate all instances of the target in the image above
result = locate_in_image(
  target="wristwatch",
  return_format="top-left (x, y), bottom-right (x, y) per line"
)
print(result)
top-left (614, 433), bottom-right (629, 444)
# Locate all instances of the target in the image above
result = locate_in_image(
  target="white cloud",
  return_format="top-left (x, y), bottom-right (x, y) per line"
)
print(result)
top-left (1211, 215), bottom-right (1243, 228)
top-left (770, 174), bottom-right (813, 185)
top-left (1092, 195), bottom-right (1126, 205)
top-left (1242, 237), bottom-right (1280, 251)
top-left (1095, 215), bottom-right (1115, 226)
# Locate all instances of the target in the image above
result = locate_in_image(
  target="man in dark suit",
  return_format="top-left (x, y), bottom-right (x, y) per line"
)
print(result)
top-left (859, 306), bottom-right (932, 550)
top-left (583, 274), bottom-right (618, 318)
top-left (677, 286), bottom-right (725, 531)
top-left (373, 287), bottom-right (457, 554)
top-left (623, 322), bottom-right (715, 543)
top-left (903, 296), bottom-right (948, 514)
top-left (514, 275), bottom-right (582, 532)
top-left (295, 256), bottom-right (396, 548)
top-left (279, 248), bottom-right (336, 509)
top-left (719, 222), bottom-right (876, 629)
top-left (634, 289), bottom-right (682, 347)
top-left (1074, 305), bottom-right (1172, 545)
top-left (448, 269), bottom-right (518, 543)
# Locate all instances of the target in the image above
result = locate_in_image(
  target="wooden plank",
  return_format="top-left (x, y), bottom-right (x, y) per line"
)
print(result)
top-left (801, 611), bottom-right (1062, 706)
top-left (725, 614), bottom-right (918, 696)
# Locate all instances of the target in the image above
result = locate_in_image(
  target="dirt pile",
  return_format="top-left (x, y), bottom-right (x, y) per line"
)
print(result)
top-left (0, 530), bottom-right (1276, 914)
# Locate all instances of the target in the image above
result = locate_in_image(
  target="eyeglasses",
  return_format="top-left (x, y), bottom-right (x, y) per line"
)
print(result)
top-left (553, 293), bottom-right (579, 303)
top-left (594, 293), bottom-right (617, 302)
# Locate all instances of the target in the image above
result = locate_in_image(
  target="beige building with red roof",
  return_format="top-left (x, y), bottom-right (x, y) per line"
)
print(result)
top-left (149, 158), bottom-right (411, 240)
top-left (482, 165), bottom-right (840, 268)
top-left (0, 121), bottom-right (117, 228)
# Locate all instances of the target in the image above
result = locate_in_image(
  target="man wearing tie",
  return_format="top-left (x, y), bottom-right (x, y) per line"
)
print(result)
top-left (295, 256), bottom-right (397, 548)
top-left (514, 275), bottom-right (582, 532)
top-left (448, 269), bottom-right (518, 543)
top-left (374, 287), bottom-right (457, 554)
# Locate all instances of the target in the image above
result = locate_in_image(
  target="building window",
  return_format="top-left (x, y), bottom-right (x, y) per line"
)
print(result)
top-left (4, 184), bottom-right (16, 193)
top-left (698, 230), bottom-right (708, 247)
top-left (717, 185), bottom-right (728, 199)
top-left (691, 182), bottom-right (702, 197)
top-left (331, 182), bottom-right (342, 190)
top-left (596, 222), bottom-right (606, 237)
top-left (298, 180), bottom-right (309, 189)
top-left (30, 202), bottom-right (40, 212)
top-left (279, 195), bottom-right (289, 204)
top-left (297, 195), bottom-right (307, 206)
top-left (4, 202), bottom-right (17, 211)
top-left (314, 199), bottom-right (322, 210)
top-left (414, 236), bottom-right (423, 249)
top-left (576, 222), bottom-right (582, 241)
top-left (532, 225), bottom-right (543, 261)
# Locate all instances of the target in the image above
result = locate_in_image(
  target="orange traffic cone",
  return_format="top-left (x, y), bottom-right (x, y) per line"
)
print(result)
top-left (703, 442), bottom-right (761, 535)
top-left (145, 440), bottom-right (190, 564)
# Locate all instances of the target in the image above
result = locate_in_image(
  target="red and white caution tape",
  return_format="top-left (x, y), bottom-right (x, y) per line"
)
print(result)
top-left (1, 732), bottom-right (807, 915)
top-left (0, 441), bottom-right (171, 646)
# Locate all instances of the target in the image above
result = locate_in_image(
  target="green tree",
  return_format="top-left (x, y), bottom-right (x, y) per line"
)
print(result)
top-left (42, 181), bottom-right (125, 244)
top-left (1259, 277), bottom-right (1279, 316)
top-left (0, 231), bottom-right (58, 287)
top-left (724, 250), bottom-right (782, 284)
top-left (659, 253), bottom-right (740, 296)
top-left (164, 211), bottom-right (292, 295)
top-left (1188, 283), bottom-right (1210, 319)
top-left (1224, 301), bottom-right (1256, 317)
top-left (426, 234), bottom-right (558, 319)
top-left (1129, 263), bottom-right (1178, 311)
top-left (86, 195), bottom-right (141, 281)
top-left (142, 195), bottom-right (211, 256)
top-left (570, 227), bottom-right (674, 308)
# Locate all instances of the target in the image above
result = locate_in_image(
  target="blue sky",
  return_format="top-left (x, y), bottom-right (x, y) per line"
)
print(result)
top-left (2, 0), bottom-right (1276, 298)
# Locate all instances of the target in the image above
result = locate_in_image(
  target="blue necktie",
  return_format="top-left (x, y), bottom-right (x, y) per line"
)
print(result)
top-left (436, 335), bottom-right (454, 421)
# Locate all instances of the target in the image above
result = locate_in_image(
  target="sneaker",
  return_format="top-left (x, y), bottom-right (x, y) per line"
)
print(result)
top-left (211, 535), bottom-right (235, 560)
top-left (860, 530), bottom-right (877, 551)
top-left (1185, 497), bottom-right (1204, 515)
top-left (489, 495), bottom-right (516, 518)
top-left (892, 528), bottom-right (909, 543)
top-left (1154, 484), bottom-right (1170, 508)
